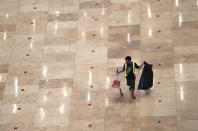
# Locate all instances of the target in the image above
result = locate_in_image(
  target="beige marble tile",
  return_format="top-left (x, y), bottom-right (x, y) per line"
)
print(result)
top-left (48, 13), bottom-right (78, 22)
top-left (109, 2), bottom-right (140, 26)
top-left (141, 0), bottom-right (172, 11)
top-left (19, 0), bottom-right (49, 13)
top-left (178, 120), bottom-right (198, 131)
top-left (4, 84), bottom-right (39, 96)
top-left (69, 119), bottom-right (104, 131)
top-left (172, 10), bottom-right (198, 23)
top-left (172, 0), bottom-right (198, 10)
top-left (34, 107), bottom-right (70, 127)
top-left (0, 44), bottom-right (12, 64)
top-left (13, 34), bottom-right (45, 49)
top-left (39, 79), bottom-right (73, 89)
top-left (0, 31), bottom-right (14, 45)
top-left (0, 83), bottom-right (5, 100)
top-left (75, 47), bottom-right (107, 64)
top-left (0, 24), bottom-right (16, 32)
top-left (69, 107), bottom-right (105, 120)
top-left (177, 109), bottom-right (198, 120)
top-left (49, 0), bottom-right (79, 9)
top-left (79, 8), bottom-right (109, 27)
top-left (46, 21), bottom-right (77, 43)
top-left (174, 45), bottom-right (198, 55)
top-left (0, 113), bottom-right (35, 124)
top-left (34, 127), bottom-right (69, 131)
top-left (1, 94), bottom-right (37, 104)
top-left (76, 40), bottom-right (108, 48)
top-left (0, 73), bottom-right (7, 83)
top-left (71, 91), bottom-right (105, 105)
top-left (41, 62), bottom-right (74, 80)
top-left (37, 88), bottom-right (72, 107)
top-left (0, 0), bottom-right (19, 16)
top-left (15, 12), bottom-right (47, 35)
top-left (140, 116), bottom-right (177, 129)
top-left (43, 45), bottom-right (75, 63)
top-left (0, 122), bottom-right (34, 131)
top-left (175, 80), bottom-right (198, 92)
top-left (80, 0), bottom-right (109, 9)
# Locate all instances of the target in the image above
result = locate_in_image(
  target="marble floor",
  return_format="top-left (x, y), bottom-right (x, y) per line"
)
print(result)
top-left (0, 0), bottom-right (198, 130)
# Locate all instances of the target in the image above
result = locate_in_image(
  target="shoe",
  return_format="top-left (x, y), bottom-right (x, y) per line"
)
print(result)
top-left (120, 92), bottom-right (124, 96)
top-left (132, 96), bottom-right (136, 99)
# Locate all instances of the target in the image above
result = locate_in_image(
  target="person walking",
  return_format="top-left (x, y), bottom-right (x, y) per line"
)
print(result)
top-left (117, 56), bottom-right (144, 99)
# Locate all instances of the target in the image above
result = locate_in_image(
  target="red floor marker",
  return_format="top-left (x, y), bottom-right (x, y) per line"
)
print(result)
top-left (88, 104), bottom-right (91, 106)
top-left (26, 54), bottom-right (30, 56)
top-left (157, 0), bottom-right (160, 2)
top-left (21, 89), bottom-right (24, 91)
top-left (95, 3), bottom-right (99, 6)
top-left (30, 21), bottom-right (34, 24)
top-left (92, 34), bottom-right (96, 37)
top-left (17, 107), bottom-right (21, 110)
top-left (90, 86), bottom-right (94, 88)
top-left (158, 120), bottom-right (161, 123)
top-left (14, 127), bottom-right (18, 130)
top-left (24, 71), bottom-right (28, 74)
top-left (158, 30), bottom-right (161, 33)
top-left (28, 37), bottom-right (31, 40)
top-left (88, 124), bottom-right (92, 127)
top-left (158, 100), bottom-right (162, 103)
top-left (157, 46), bottom-right (160, 49)
top-left (91, 50), bottom-right (95, 53)
top-left (33, 7), bottom-right (37, 10)
top-left (90, 67), bottom-right (94, 69)
top-left (157, 82), bottom-right (160, 84)
top-left (156, 14), bottom-right (160, 18)
top-left (158, 64), bottom-right (162, 66)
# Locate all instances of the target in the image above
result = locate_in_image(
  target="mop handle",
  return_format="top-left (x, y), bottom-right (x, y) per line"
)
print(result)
top-left (116, 69), bottom-right (118, 80)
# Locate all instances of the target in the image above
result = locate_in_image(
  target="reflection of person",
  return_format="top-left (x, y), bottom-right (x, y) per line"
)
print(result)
top-left (117, 56), bottom-right (144, 99)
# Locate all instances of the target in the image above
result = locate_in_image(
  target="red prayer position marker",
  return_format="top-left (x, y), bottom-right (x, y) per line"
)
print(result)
top-left (158, 30), bottom-right (161, 33)
top-left (92, 34), bottom-right (96, 37)
top-left (158, 100), bottom-right (162, 103)
top-left (90, 67), bottom-right (94, 69)
top-left (26, 54), bottom-right (30, 56)
top-left (21, 89), bottom-right (25, 91)
top-left (91, 50), bottom-right (95, 53)
top-left (18, 107), bottom-right (21, 110)
top-left (24, 71), bottom-right (28, 74)
top-left (94, 18), bottom-right (98, 21)
top-left (88, 103), bottom-right (91, 106)
top-left (88, 123), bottom-right (92, 127)
top-left (14, 126), bottom-right (18, 130)
top-left (33, 7), bottom-right (37, 10)
top-left (157, 46), bottom-right (160, 49)
top-left (157, 0), bottom-right (160, 2)
top-left (30, 21), bottom-right (34, 24)
top-left (95, 3), bottom-right (99, 6)
top-left (28, 37), bottom-right (31, 40)
top-left (157, 82), bottom-right (160, 84)
top-left (90, 86), bottom-right (94, 88)
top-left (156, 14), bottom-right (160, 18)
top-left (158, 64), bottom-right (162, 66)
top-left (158, 120), bottom-right (161, 123)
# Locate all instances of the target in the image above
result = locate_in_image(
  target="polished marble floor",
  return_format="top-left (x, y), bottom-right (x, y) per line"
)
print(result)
top-left (0, 0), bottom-right (198, 130)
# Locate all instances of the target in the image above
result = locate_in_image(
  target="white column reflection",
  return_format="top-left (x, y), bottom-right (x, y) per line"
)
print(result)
top-left (179, 63), bottom-right (183, 74)
top-left (14, 77), bottom-right (18, 95)
top-left (178, 13), bottom-right (183, 27)
top-left (147, 7), bottom-right (152, 18)
top-left (175, 0), bottom-right (179, 7)
top-left (127, 33), bottom-right (131, 42)
top-left (12, 104), bottom-right (17, 114)
top-left (180, 85), bottom-right (184, 101)
top-left (3, 30), bottom-right (7, 40)
top-left (149, 28), bottom-right (152, 37)
top-left (40, 108), bottom-right (46, 120)
top-left (59, 104), bottom-right (65, 114)
top-left (88, 71), bottom-right (92, 85)
top-left (87, 91), bottom-right (90, 102)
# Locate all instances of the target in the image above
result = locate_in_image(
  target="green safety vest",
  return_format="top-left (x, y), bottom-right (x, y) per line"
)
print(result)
top-left (124, 62), bottom-right (135, 77)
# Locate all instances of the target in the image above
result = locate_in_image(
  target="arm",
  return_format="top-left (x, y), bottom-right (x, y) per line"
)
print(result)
top-left (117, 69), bottom-right (124, 74)
top-left (138, 62), bottom-right (144, 69)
